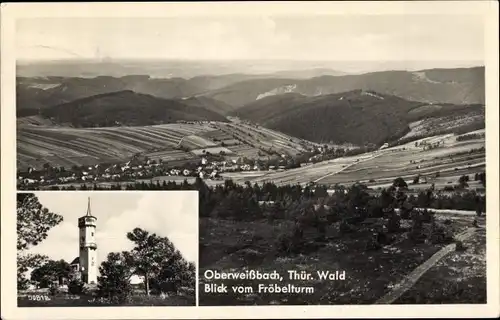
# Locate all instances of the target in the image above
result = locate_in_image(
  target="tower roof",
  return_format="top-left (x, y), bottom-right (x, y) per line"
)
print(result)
top-left (80, 197), bottom-right (97, 220)
top-left (86, 197), bottom-right (92, 216)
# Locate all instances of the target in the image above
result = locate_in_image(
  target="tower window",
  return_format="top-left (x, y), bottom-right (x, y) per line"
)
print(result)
top-left (91, 232), bottom-right (94, 236)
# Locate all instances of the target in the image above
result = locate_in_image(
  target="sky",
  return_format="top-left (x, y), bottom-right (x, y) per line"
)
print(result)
top-left (16, 15), bottom-right (484, 71)
top-left (25, 191), bottom-right (198, 268)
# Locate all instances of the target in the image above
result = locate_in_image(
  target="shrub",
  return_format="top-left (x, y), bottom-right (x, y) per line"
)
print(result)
top-left (386, 213), bottom-right (401, 233)
top-left (472, 219), bottom-right (479, 228)
top-left (276, 230), bottom-right (303, 255)
top-left (428, 222), bottom-right (454, 244)
top-left (455, 240), bottom-right (467, 252)
top-left (48, 283), bottom-right (59, 296)
top-left (68, 279), bottom-right (85, 295)
top-left (365, 236), bottom-right (382, 251)
top-left (475, 207), bottom-right (483, 217)
top-left (339, 219), bottom-right (356, 234)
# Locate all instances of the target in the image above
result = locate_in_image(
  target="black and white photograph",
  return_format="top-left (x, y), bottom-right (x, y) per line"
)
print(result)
top-left (16, 191), bottom-right (197, 306)
top-left (1, 1), bottom-right (498, 318)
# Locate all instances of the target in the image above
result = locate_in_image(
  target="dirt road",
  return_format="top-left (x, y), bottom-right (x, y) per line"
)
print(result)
top-left (375, 227), bottom-right (477, 304)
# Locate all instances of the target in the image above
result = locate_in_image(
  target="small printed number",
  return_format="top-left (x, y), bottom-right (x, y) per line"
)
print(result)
top-left (28, 295), bottom-right (51, 301)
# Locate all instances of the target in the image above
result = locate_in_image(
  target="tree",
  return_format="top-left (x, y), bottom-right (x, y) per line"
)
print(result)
top-left (124, 228), bottom-right (190, 296)
top-left (17, 193), bottom-right (63, 289)
top-left (413, 175), bottom-right (420, 185)
top-left (458, 175), bottom-right (469, 188)
top-left (30, 259), bottom-right (71, 288)
top-left (392, 177), bottom-right (408, 189)
top-left (150, 250), bottom-right (195, 294)
top-left (97, 252), bottom-right (133, 304)
top-left (17, 254), bottom-right (48, 290)
top-left (68, 278), bottom-right (86, 295)
top-left (478, 172), bottom-right (486, 187)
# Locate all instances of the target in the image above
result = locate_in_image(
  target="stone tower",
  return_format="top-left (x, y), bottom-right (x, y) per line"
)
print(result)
top-left (78, 197), bottom-right (98, 284)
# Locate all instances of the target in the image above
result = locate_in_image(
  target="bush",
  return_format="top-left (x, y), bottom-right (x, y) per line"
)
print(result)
top-left (455, 240), bottom-right (467, 252)
top-left (68, 279), bottom-right (85, 295)
top-left (339, 219), bottom-right (356, 234)
top-left (386, 213), bottom-right (401, 233)
top-left (365, 236), bottom-right (382, 251)
top-left (276, 222), bottom-right (308, 254)
top-left (428, 222), bottom-right (454, 244)
top-left (49, 283), bottom-right (59, 296)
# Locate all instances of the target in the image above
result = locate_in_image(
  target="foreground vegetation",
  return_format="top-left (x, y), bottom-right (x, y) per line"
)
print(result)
top-left (21, 177), bottom-right (487, 305)
top-left (17, 194), bottom-right (196, 307)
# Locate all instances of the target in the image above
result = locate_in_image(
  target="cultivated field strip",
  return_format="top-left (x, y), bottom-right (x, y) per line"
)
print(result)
top-left (17, 123), bottom-right (217, 169)
top-left (145, 150), bottom-right (193, 162)
top-left (324, 156), bottom-right (485, 185)
top-left (215, 122), bottom-right (313, 156)
top-left (17, 120), bottom-right (319, 170)
top-left (245, 138), bottom-right (485, 187)
top-left (180, 135), bottom-right (218, 148)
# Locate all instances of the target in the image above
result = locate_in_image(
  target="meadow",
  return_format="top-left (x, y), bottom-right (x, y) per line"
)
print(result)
top-left (17, 120), bottom-right (316, 170)
top-left (245, 133), bottom-right (485, 190)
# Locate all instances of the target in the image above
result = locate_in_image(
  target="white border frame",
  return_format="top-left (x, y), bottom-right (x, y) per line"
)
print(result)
top-left (2, 2), bottom-right (499, 319)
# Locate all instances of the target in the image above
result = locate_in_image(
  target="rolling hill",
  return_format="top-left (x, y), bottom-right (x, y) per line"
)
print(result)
top-left (16, 69), bottom-right (347, 114)
top-left (36, 90), bottom-right (228, 128)
top-left (17, 67), bottom-right (484, 116)
top-left (203, 67), bottom-right (485, 107)
top-left (16, 75), bottom-right (204, 114)
top-left (233, 90), bottom-right (485, 145)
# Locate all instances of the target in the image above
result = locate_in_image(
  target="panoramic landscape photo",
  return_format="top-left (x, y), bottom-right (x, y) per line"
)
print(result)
top-left (16, 15), bottom-right (486, 305)
top-left (17, 191), bottom-right (197, 306)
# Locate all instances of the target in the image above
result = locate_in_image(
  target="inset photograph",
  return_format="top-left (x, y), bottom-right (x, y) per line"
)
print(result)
top-left (16, 191), bottom-right (198, 307)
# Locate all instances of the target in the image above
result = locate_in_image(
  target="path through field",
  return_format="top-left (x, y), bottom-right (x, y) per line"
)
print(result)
top-left (375, 226), bottom-right (477, 304)
top-left (313, 152), bottom-right (384, 183)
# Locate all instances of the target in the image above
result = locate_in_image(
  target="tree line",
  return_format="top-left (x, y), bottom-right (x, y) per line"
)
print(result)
top-left (32, 177), bottom-right (485, 214)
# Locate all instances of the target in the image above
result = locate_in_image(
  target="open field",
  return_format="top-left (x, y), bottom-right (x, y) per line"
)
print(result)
top-left (400, 114), bottom-right (484, 140)
top-left (17, 123), bottom-right (214, 169)
top-left (215, 121), bottom-right (315, 157)
top-left (199, 211), bottom-right (481, 305)
top-left (246, 134), bottom-right (485, 190)
top-left (17, 120), bottom-right (318, 170)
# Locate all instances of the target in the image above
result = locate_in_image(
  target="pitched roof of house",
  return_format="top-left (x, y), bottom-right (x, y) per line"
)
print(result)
top-left (70, 257), bottom-right (79, 265)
